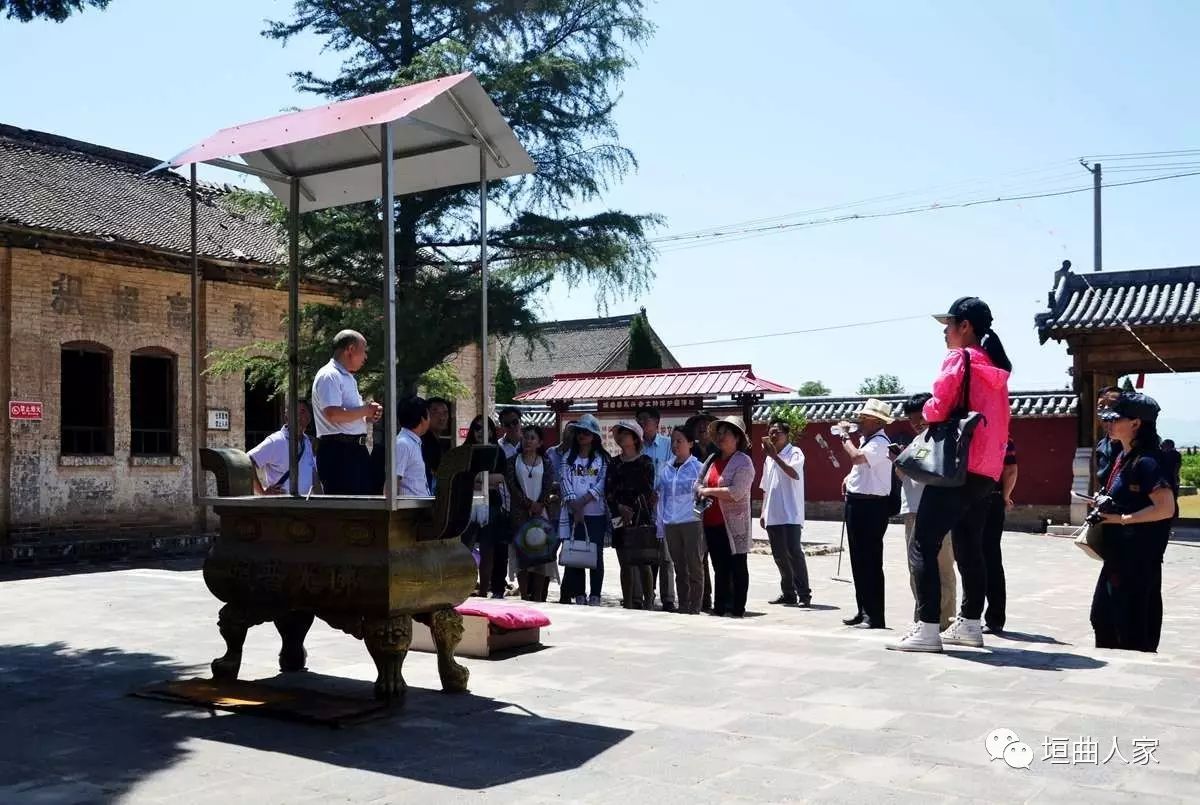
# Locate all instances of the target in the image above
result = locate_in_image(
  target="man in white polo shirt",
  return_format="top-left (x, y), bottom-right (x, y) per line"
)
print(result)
top-left (311, 329), bottom-right (382, 494)
top-left (247, 400), bottom-right (320, 496)
top-left (837, 398), bottom-right (896, 629)
top-left (760, 417), bottom-right (810, 607)
top-left (394, 396), bottom-right (431, 496)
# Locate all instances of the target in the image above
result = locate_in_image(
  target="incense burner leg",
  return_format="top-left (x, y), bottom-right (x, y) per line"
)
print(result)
top-left (212, 604), bottom-right (262, 681)
top-left (364, 615), bottom-right (413, 702)
top-left (274, 611), bottom-right (315, 673)
top-left (428, 608), bottom-right (470, 693)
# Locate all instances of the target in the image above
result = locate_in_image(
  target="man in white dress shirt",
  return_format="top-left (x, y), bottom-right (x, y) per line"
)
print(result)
top-left (837, 398), bottom-right (896, 629)
top-left (760, 418), bottom-right (810, 607)
top-left (247, 400), bottom-right (320, 496)
top-left (394, 396), bottom-right (432, 496)
top-left (311, 330), bottom-right (382, 494)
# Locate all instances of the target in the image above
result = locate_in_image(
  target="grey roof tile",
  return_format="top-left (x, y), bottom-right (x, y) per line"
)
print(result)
top-left (0, 124), bottom-right (282, 265)
top-left (1036, 262), bottom-right (1200, 340)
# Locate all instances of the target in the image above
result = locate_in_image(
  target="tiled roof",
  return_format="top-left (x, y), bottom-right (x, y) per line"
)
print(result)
top-left (508, 390), bottom-right (1077, 427)
top-left (752, 391), bottom-right (1078, 423)
top-left (1036, 261), bottom-right (1200, 342)
top-left (0, 124), bottom-right (282, 265)
top-left (515, 365), bottom-right (792, 403)
top-left (502, 313), bottom-right (679, 385)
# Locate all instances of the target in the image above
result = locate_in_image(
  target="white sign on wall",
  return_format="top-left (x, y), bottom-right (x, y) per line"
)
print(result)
top-left (207, 409), bottom-right (231, 431)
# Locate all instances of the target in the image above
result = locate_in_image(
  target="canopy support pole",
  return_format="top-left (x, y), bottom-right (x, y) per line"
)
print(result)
top-left (287, 178), bottom-right (301, 496)
top-left (189, 165), bottom-right (202, 505)
top-left (381, 123), bottom-right (398, 507)
top-left (479, 146), bottom-right (490, 427)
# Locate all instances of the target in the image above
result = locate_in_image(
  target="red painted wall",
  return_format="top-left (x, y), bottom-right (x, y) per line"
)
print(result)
top-left (749, 418), bottom-right (1075, 506)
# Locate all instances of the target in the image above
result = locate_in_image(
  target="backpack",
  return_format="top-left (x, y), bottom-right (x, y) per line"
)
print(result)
top-left (868, 432), bottom-right (903, 517)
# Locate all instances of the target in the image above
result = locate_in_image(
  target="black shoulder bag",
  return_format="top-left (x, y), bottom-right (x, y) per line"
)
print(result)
top-left (895, 349), bottom-right (986, 488)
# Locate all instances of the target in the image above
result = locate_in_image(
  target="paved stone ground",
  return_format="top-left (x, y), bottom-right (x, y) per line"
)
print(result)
top-left (1, 523), bottom-right (1198, 804)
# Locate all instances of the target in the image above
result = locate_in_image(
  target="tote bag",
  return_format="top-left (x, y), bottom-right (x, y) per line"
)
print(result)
top-left (895, 348), bottom-right (985, 488)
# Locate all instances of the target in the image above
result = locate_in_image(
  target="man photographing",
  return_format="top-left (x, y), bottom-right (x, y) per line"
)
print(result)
top-left (311, 329), bottom-right (383, 495)
top-left (760, 419), bottom-right (810, 607)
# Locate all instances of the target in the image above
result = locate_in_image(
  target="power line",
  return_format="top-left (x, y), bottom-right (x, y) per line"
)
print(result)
top-left (667, 315), bottom-right (931, 349)
top-left (650, 169), bottom-right (1200, 254)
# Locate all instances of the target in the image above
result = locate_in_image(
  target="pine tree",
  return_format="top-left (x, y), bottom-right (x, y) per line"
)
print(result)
top-left (1121, 377), bottom-right (1136, 392)
top-left (626, 308), bottom-right (662, 370)
top-left (495, 354), bottom-right (517, 404)
top-left (231, 1), bottom-right (661, 398)
top-left (1, 0), bottom-right (108, 22)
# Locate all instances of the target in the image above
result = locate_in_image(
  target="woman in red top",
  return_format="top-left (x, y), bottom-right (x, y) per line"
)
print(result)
top-left (696, 417), bottom-right (756, 617)
top-left (890, 297), bottom-right (1012, 654)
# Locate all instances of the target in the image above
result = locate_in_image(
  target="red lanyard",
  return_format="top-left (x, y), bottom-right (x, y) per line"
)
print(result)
top-left (1104, 453), bottom-right (1127, 495)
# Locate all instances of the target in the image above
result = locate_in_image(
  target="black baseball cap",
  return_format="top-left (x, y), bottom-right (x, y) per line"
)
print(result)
top-left (1098, 392), bottom-right (1160, 423)
top-left (933, 297), bottom-right (993, 332)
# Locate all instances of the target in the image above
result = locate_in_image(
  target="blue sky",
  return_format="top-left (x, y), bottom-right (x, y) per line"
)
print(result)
top-left (3, 0), bottom-right (1198, 439)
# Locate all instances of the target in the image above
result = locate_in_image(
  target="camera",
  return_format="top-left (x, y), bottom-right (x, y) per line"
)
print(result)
top-left (1084, 494), bottom-right (1115, 525)
top-left (693, 494), bottom-right (714, 518)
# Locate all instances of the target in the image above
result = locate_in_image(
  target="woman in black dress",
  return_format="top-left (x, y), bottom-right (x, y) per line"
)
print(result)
top-left (1090, 393), bottom-right (1176, 652)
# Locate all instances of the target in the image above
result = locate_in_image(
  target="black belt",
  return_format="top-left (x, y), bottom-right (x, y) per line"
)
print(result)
top-left (846, 492), bottom-right (888, 501)
top-left (320, 434), bottom-right (368, 447)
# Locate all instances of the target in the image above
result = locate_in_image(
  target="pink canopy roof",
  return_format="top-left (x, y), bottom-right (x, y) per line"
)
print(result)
top-left (515, 365), bottom-right (793, 403)
top-left (160, 72), bottom-right (535, 212)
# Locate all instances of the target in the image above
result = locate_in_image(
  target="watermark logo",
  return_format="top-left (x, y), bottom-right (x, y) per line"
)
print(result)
top-left (987, 729), bottom-right (1160, 769)
top-left (986, 727), bottom-right (1032, 769)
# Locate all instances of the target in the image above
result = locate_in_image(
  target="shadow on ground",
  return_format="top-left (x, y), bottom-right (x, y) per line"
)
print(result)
top-left (946, 646), bottom-right (1106, 671)
top-left (0, 556), bottom-right (203, 583)
top-left (0, 641), bottom-right (631, 799)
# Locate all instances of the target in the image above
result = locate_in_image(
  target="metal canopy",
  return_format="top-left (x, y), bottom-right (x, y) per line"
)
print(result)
top-left (160, 72), bottom-right (535, 213)
top-left (164, 72), bottom-right (534, 511)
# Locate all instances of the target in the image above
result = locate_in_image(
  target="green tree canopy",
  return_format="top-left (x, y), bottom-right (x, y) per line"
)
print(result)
top-left (796, 380), bottom-right (831, 397)
top-left (626, 307), bottom-right (662, 370)
top-left (858, 374), bottom-right (905, 396)
top-left (494, 353), bottom-right (517, 404)
top-left (214, 1), bottom-right (661, 400)
top-left (1, 0), bottom-right (108, 22)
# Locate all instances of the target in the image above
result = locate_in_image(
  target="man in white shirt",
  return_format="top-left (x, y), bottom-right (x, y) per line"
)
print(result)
top-left (247, 400), bottom-right (320, 496)
top-left (311, 329), bottom-right (383, 495)
top-left (837, 398), bottom-right (896, 629)
top-left (394, 396), bottom-right (431, 496)
top-left (637, 406), bottom-right (676, 612)
top-left (760, 418), bottom-right (810, 607)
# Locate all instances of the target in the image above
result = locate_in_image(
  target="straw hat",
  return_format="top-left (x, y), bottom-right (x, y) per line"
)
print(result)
top-left (712, 415), bottom-right (749, 451)
top-left (855, 398), bottom-right (896, 424)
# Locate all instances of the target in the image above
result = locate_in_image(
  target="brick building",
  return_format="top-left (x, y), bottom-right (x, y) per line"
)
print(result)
top-left (0, 125), bottom-right (334, 556)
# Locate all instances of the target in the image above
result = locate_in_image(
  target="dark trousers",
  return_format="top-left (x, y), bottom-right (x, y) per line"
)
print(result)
top-left (981, 493), bottom-right (1008, 630)
top-left (910, 473), bottom-right (996, 625)
top-left (316, 437), bottom-right (372, 495)
top-left (476, 510), bottom-right (510, 596)
top-left (562, 515), bottom-right (608, 599)
top-left (767, 524), bottom-right (810, 601)
top-left (705, 524), bottom-right (748, 616)
top-left (1091, 529), bottom-right (1166, 652)
top-left (845, 496), bottom-right (889, 625)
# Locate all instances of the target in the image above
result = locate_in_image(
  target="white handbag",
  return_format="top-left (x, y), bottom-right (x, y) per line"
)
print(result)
top-left (559, 522), bottom-right (598, 570)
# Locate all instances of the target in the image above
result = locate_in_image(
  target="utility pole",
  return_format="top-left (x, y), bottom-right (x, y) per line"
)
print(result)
top-left (1081, 160), bottom-right (1102, 271)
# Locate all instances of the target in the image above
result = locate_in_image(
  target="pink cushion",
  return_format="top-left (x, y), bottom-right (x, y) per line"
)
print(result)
top-left (454, 599), bottom-right (551, 630)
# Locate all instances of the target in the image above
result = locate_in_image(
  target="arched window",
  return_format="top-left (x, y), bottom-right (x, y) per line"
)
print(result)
top-left (61, 341), bottom-right (114, 456)
top-left (130, 347), bottom-right (177, 456)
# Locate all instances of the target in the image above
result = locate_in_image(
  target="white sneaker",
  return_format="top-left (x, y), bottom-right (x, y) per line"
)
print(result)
top-left (574, 595), bottom-right (587, 606)
top-left (886, 621), bottom-right (943, 653)
top-left (941, 616), bottom-right (984, 647)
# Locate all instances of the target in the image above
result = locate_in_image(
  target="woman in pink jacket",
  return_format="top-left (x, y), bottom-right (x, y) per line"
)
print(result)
top-left (890, 297), bottom-right (1012, 653)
